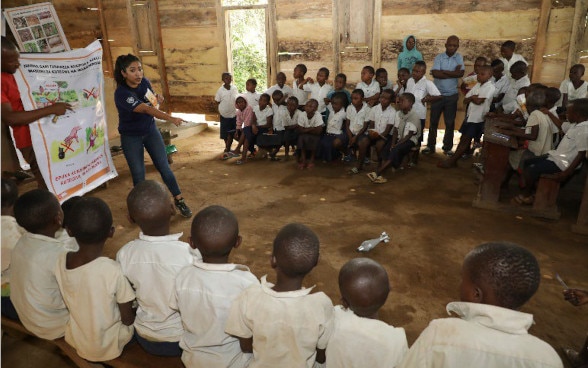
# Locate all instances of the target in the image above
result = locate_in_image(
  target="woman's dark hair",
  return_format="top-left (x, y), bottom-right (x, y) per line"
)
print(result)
top-left (114, 54), bottom-right (140, 86)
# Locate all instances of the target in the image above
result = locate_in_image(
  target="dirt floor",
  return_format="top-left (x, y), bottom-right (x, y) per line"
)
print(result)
top-left (3, 126), bottom-right (588, 367)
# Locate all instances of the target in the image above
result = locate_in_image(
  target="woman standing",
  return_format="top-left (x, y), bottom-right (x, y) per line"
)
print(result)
top-left (114, 54), bottom-right (192, 218)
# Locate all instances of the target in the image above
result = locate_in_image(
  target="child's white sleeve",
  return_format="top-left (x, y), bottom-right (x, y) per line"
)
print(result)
top-left (426, 81), bottom-right (441, 96)
top-left (225, 289), bottom-right (253, 339)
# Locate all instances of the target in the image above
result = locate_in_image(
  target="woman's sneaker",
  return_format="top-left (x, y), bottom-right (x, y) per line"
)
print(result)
top-left (174, 198), bottom-right (193, 218)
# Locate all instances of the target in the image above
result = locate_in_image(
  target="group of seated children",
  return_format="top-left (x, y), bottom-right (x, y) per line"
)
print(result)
top-left (1, 179), bottom-right (565, 367)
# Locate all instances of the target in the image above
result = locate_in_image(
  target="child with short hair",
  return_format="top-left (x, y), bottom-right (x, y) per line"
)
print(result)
top-left (265, 71), bottom-right (293, 99)
top-left (225, 223), bottom-right (333, 368)
top-left (326, 258), bottom-right (408, 368)
top-left (1, 178), bottom-right (24, 320)
top-left (302, 67), bottom-right (333, 120)
top-left (173, 205), bottom-right (258, 368)
top-left (393, 68), bottom-right (411, 104)
top-left (344, 89), bottom-right (371, 162)
top-left (244, 78), bottom-right (260, 108)
top-left (559, 64), bottom-right (587, 113)
top-left (376, 67), bottom-right (393, 91)
top-left (230, 96), bottom-right (254, 158)
top-left (320, 92), bottom-right (349, 162)
top-left (55, 197), bottom-right (135, 361)
top-left (368, 93), bottom-right (421, 183)
top-left (405, 60), bottom-right (442, 148)
top-left (54, 195), bottom-right (82, 250)
top-left (439, 65), bottom-right (495, 168)
top-left (398, 242), bottom-right (563, 368)
top-left (500, 40), bottom-right (528, 79)
top-left (296, 99), bottom-right (324, 169)
top-left (325, 73), bottom-right (351, 106)
top-left (247, 93), bottom-right (274, 163)
top-left (117, 180), bottom-right (201, 356)
top-left (215, 72), bottom-right (239, 155)
top-left (461, 56), bottom-right (487, 95)
top-left (268, 90), bottom-right (287, 161)
top-left (293, 64), bottom-right (310, 108)
top-left (502, 61), bottom-right (531, 114)
top-left (490, 59), bottom-right (509, 112)
top-left (10, 189), bottom-right (69, 339)
top-left (349, 89), bottom-right (396, 174)
top-left (282, 96), bottom-right (301, 160)
top-left (356, 66), bottom-right (381, 107)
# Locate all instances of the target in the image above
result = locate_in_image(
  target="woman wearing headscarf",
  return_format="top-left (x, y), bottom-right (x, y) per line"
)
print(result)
top-left (397, 35), bottom-right (423, 73)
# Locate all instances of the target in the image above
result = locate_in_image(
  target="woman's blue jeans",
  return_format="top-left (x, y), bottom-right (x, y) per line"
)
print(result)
top-left (121, 125), bottom-right (181, 197)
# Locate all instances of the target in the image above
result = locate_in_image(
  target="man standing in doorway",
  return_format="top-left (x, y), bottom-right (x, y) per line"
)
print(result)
top-left (423, 35), bottom-right (464, 155)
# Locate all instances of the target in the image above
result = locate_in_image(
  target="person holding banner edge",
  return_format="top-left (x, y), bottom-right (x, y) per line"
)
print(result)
top-left (114, 54), bottom-right (192, 218)
top-left (1, 36), bottom-right (73, 189)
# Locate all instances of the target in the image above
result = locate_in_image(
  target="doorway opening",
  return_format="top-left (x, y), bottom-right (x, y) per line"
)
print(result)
top-left (224, 2), bottom-right (268, 92)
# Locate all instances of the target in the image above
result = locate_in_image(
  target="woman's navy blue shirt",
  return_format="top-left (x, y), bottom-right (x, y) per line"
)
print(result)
top-left (114, 78), bottom-right (156, 136)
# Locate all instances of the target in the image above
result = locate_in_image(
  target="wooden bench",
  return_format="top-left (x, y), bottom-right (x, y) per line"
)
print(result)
top-left (1, 316), bottom-right (183, 368)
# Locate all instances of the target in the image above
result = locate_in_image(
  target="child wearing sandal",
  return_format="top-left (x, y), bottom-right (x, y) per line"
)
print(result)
top-left (231, 96), bottom-right (254, 159)
top-left (296, 99), bottom-right (323, 169)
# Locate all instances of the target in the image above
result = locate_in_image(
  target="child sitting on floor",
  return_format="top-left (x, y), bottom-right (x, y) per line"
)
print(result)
top-left (1, 179), bottom-right (24, 320)
top-left (117, 180), bottom-right (201, 356)
top-left (282, 96), bottom-right (301, 160)
top-left (296, 99), bottom-right (324, 169)
top-left (55, 197), bottom-right (135, 362)
top-left (368, 93), bottom-right (420, 183)
top-left (398, 242), bottom-right (563, 368)
top-left (325, 258), bottom-right (408, 368)
top-left (10, 189), bottom-right (69, 339)
top-left (173, 206), bottom-right (258, 368)
top-left (226, 223), bottom-right (333, 368)
top-left (344, 89), bottom-right (371, 163)
top-left (231, 96), bottom-right (254, 158)
top-left (320, 92), bottom-right (349, 162)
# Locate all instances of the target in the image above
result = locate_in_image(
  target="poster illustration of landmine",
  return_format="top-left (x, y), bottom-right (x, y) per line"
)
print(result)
top-left (14, 40), bottom-right (117, 202)
top-left (3, 2), bottom-right (69, 53)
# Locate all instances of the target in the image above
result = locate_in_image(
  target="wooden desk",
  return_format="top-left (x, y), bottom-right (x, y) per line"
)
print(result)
top-left (473, 118), bottom-right (518, 209)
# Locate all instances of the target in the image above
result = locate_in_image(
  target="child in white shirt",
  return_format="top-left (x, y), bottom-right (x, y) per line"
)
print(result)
top-left (439, 65), bottom-right (495, 168)
top-left (10, 189), bottom-right (69, 339)
top-left (244, 78), bottom-right (260, 108)
top-left (226, 223), bottom-right (333, 368)
top-left (282, 96), bottom-right (301, 159)
top-left (293, 64), bottom-right (310, 108)
top-left (502, 61), bottom-right (530, 114)
top-left (356, 66), bottom-right (380, 107)
top-left (173, 206), bottom-right (258, 368)
top-left (265, 71), bottom-right (293, 100)
top-left (559, 64), bottom-right (588, 112)
top-left (302, 67), bottom-right (334, 119)
top-left (500, 40), bottom-right (528, 79)
top-left (117, 180), bottom-right (201, 356)
top-left (344, 89), bottom-right (371, 162)
top-left (249, 93), bottom-right (274, 162)
top-left (490, 59), bottom-right (509, 111)
top-left (296, 99), bottom-right (324, 169)
top-left (326, 258), bottom-right (408, 368)
top-left (320, 93), bottom-right (349, 162)
top-left (215, 72), bottom-right (239, 155)
top-left (55, 197), bottom-right (135, 362)
top-left (405, 61), bottom-right (442, 146)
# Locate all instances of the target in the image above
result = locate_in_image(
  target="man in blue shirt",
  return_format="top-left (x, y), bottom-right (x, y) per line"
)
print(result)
top-left (424, 35), bottom-right (464, 155)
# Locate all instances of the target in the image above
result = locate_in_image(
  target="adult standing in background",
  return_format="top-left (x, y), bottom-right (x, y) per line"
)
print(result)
top-left (499, 40), bottom-right (528, 79)
top-left (423, 35), bottom-right (465, 155)
top-left (114, 54), bottom-right (192, 218)
top-left (397, 35), bottom-right (423, 73)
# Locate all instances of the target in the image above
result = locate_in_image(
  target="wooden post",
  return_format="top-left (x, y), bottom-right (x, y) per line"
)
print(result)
top-left (531, 0), bottom-right (551, 82)
top-left (332, 0), bottom-right (340, 74)
top-left (267, 0), bottom-right (278, 87)
top-left (371, 0), bottom-right (382, 68)
top-left (566, 0), bottom-right (588, 73)
top-left (151, 0), bottom-right (171, 113)
top-left (96, 0), bottom-right (113, 78)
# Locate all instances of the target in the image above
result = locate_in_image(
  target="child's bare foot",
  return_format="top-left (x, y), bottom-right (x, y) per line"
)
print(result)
top-left (307, 162), bottom-right (315, 169)
top-left (298, 162), bottom-right (306, 170)
top-left (437, 160), bottom-right (457, 169)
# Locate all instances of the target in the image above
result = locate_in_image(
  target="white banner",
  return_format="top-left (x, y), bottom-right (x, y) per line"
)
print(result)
top-left (14, 40), bottom-right (117, 202)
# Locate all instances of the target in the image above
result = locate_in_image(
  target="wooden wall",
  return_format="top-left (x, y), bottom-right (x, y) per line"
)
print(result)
top-left (1, 0), bottom-right (584, 116)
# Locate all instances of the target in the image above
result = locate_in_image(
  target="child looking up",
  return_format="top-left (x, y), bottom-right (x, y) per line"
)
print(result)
top-left (439, 65), bottom-right (495, 168)
top-left (244, 78), bottom-right (260, 108)
top-left (302, 67), bottom-right (333, 120)
top-left (320, 93), bottom-right (349, 162)
top-left (117, 180), bottom-right (201, 356)
top-left (344, 89), bottom-right (371, 162)
top-left (297, 99), bottom-right (324, 169)
top-left (265, 71), bottom-right (293, 100)
top-left (326, 258), bottom-right (408, 368)
top-left (10, 189), bottom-right (69, 339)
top-left (500, 40), bottom-right (528, 79)
top-left (215, 72), bottom-right (239, 155)
top-left (226, 223), bottom-right (333, 368)
top-left (1, 178), bottom-right (24, 320)
top-left (173, 206), bottom-right (258, 368)
top-left (55, 198), bottom-right (135, 361)
top-left (349, 89), bottom-right (396, 174)
top-left (397, 35), bottom-right (423, 73)
top-left (325, 73), bottom-right (351, 106)
top-left (398, 242), bottom-right (563, 368)
top-left (293, 64), bottom-right (310, 108)
top-left (356, 66), bottom-right (381, 107)
top-left (559, 64), bottom-right (587, 112)
top-left (282, 96), bottom-right (301, 160)
top-left (368, 93), bottom-right (420, 183)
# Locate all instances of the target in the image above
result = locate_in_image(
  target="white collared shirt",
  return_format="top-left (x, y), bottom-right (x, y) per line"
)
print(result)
top-left (272, 105), bottom-right (287, 131)
top-left (244, 91), bottom-right (260, 108)
top-left (491, 75), bottom-right (510, 108)
top-left (395, 109), bottom-right (421, 145)
top-left (1, 216), bottom-right (25, 288)
top-left (280, 107), bottom-right (300, 128)
top-left (116, 232), bottom-right (201, 341)
top-left (356, 80), bottom-right (380, 99)
top-left (253, 105), bottom-right (273, 127)
top-left (326, 306), bottom-right (408, 368)
top-left (172, 260), bottom-right (259, 368)
top-left (398, 302), bottom-right (563, 368)
top-left (326, 105), bottom-right (347, 135)
top-left (368, 104), bottom-right (396, 134)
top-left (558, 79), bottom-right (588, 106)
top-left (346, 103), bottom-right (371, 135)
top-left (465, 81), bottom-right (496, 123)
top-left (225, 275), bottom-right (334, 368)
top-left (303, 82), bottom-right (333, 113)
top-left (503, 75), bottom-right (531, 114)
top-left (500, 53), bottom-right (528, 78)
top-left (406, 77), bottom-right (441, 119)
top-left (9, 232), bottom-right (70, 339)
top-left (548, 120), bottom-right (588, 170)
top-left (215, 85), bottom-right (239, 118)
top-left (298, 111), bottom-right (324, 129)
top-left (293, 80), bottom-right (310, 106)
top-left (265, 84), bottom-right (294, 99)
top-left (55, 254), bottom-right (135, 361)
